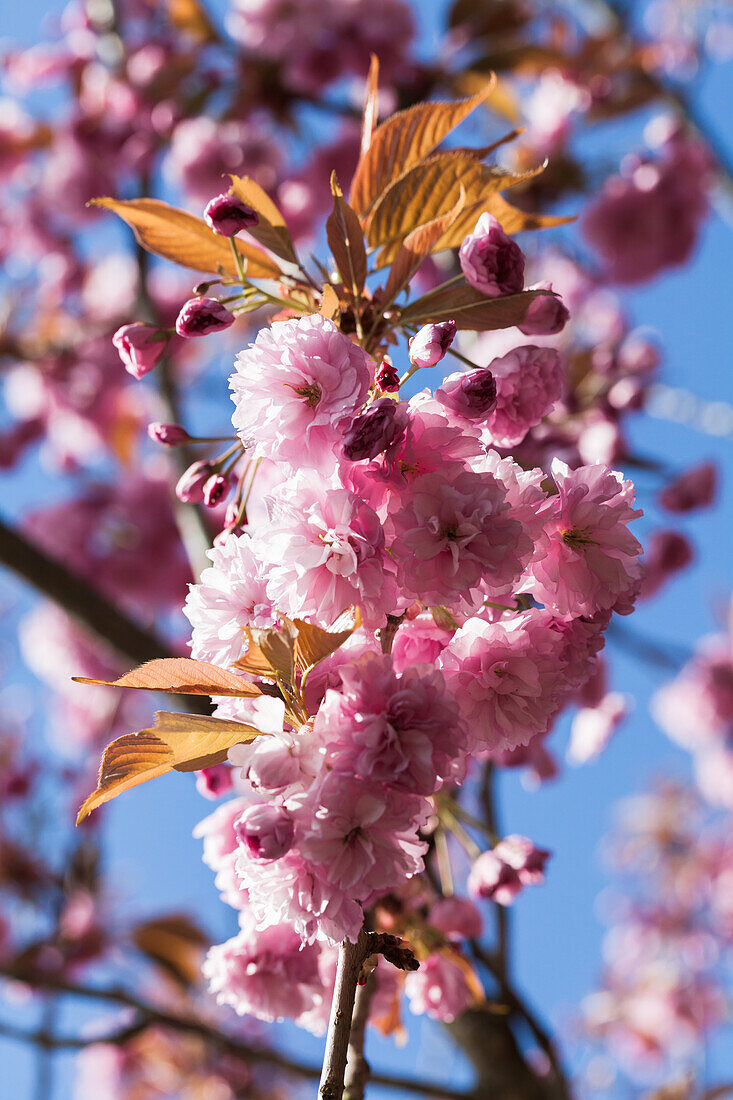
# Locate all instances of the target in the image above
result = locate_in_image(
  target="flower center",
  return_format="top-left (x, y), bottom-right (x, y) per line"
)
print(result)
top-left (291, 380), bottom-right (322, 408)
top-left (560, 526), bottom-right (596, 549)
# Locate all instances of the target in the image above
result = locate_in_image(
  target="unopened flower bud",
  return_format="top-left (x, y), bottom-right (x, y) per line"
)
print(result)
top-left (112, 323), bottom-right (168, 379)
top-left (195, 764), bottom-right (234, 800)
top-left (147, 421), bottom-right (190, 446)
top-left (343, 398), bottom-right (405, 462)
top-left (436, 368), bottom-right (497, 420)
top-left (518, 282), bottom-right (570, 336)
top-left (375, 359), bottom-right (400, 392)
top-left (408, 320), bottom-right (456, 369)
top-left (203, 474), bottom-right (230, 507)
top-left (204, 193), bottom-right (259, 237)
top-left (175, 297), bottom-right (235, 338)
top-left (658, 462), bottom-right (717, 513)
top-left (176, 460), bottom-right (214, 503)
top-left (234, 803), bottom-right (294, 861)
top-left (459, 212), bottom-right (525, 297)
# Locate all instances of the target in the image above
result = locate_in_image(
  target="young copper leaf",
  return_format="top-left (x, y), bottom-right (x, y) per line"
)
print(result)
top-left (361, 54), bottom-right (381, 157)
top-left (232, 632), bottom-right (279, 678)
top-left (349, 79), bottom-right (496, 217)
top-left (366, 152), bottom-right (541, 262)
top-left (319, 284), bottom-right (341, 320)
top-left (73, 657), bottom-right (262, 698)
top-left (474, 191), bottom-right (575, 236)
top-left (382, 189), bottom-right (466, 305)
top-left (326, 174), bottom-right (367, 297)
top-left (133, 913), bottom-right (209, 988)
top-left (76, 711), bottom-right (265, 823)
top-left (252, 626), bottom-right (296, 687)
top-left (228, 174), bottom-right (298, 264)
top-left (90, 198), bottom-right (280, 279)
top-left (400, 286), bottom-right (553, 330)
top-left (291, 618), bottom-right (355, 677)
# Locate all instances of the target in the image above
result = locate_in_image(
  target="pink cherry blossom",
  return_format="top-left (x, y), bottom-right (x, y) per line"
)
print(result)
top-left (428, 897), bottom-right (483, 941)
top-left (404, 953), bottom-right (475, 1022)
top-left (314, 653), bottom-right (467, 795)
top-left (526, 460), bottom-right (643, 619)
top-left (257, 469), bottom-right (398, 626)
top-left (480, 345), bottom-right (564, 448)
top-left (235, 847), bottom-right (365, 945)
top-left (568, 692), bottom-right (630, 764)
top-left (438, 610), bottom-right (571, 753)
top-left (234, 803), bottom-right (295, 861)
top-left (299, 774), bottom-right (429, 901)
top-left (389, 467), bottom-right (531, 609)
top-left (231, 314), bottom-right (373, 472)
top-left (194, 796), bottom-right (254, 909)
top-left (204, 913), bottom-right (324, 1023)
top-left (183, 533), bottom-right (275, 667)
top-left (391, 612), bottom-right (453, 674)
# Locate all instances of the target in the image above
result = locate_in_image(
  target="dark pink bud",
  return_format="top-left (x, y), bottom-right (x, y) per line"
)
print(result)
top-left (639, 529), bottom-right (694, 600)
top-left (459, 213), bottom-right (525, 297)
top-left (518, 282), bottom-right (570, 336)
top-left (175, 297), bottom-right (235, 338)
top-left (234, 804), bottom-right (294, 861)
top-left (112, 323), bottom-right (168, 378)
top-left (176, 460), bottom-right (215, 503)
top-left (343, 398), bottom-right (406, 462)
top-left (376, 359), bottom-right (400, 393)
top-left (147, 421), bottom-right (190, 446)
top-left (658, 462), bottom-right (717, 513)
top-left (436, 368), bottom-right (497, 420)
top-left (202, 474), bottom-right (230, 507)
top-left (408, 320), bottom-right (456, 368)
top-left (195, 764), bottom-right (234, 800)
top-left (204, 193), bottom-right (259, 237)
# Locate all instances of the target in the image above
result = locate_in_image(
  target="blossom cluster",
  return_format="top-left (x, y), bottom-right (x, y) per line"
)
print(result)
top-left (181, 214), bottom-right (644, 1029)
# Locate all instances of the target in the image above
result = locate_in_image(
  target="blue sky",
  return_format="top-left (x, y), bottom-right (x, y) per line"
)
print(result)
top-left (1, 1), bottom-right (732, 1097)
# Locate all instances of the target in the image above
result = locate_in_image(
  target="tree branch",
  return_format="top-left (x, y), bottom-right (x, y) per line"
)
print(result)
top-left (320, 929), bottom-right (372, 1100)
top-left (0, 515), bottom-right (210, 715)
top-left (0, 963), bottom-right (464, 1100)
